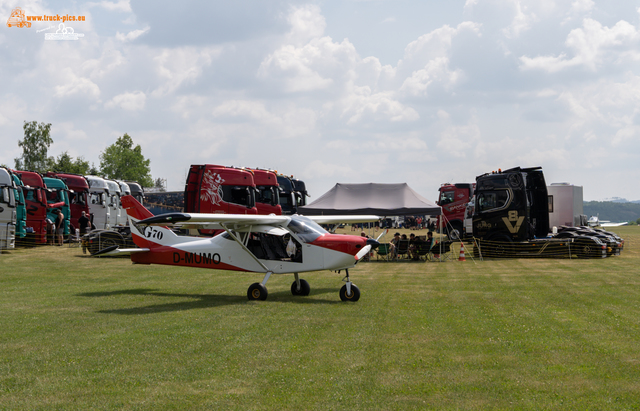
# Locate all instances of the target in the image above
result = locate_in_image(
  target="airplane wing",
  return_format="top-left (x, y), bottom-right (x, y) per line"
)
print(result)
top-left (136, 212), bottom-right (291, 229)
top-left (305, 215), bottom-right (380, 225)
top-left (601, 222), bottom-right (628, 227)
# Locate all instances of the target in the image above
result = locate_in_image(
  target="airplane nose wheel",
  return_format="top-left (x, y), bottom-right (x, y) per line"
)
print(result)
top-left (339, 269), bottom-right (360, 302)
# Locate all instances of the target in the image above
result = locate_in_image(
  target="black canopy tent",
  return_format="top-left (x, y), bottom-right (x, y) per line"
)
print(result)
top-left (297, 183), bottom-right (441, 216)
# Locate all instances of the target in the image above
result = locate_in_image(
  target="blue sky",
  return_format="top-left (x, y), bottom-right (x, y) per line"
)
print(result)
top-left (1, 0), bottom-right (639, 201)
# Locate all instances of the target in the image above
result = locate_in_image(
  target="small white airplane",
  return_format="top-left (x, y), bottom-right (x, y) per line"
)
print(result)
top-left (107, 195), bottom-right (381, 302)
top-left (588, 215), bottom-right (628, 228)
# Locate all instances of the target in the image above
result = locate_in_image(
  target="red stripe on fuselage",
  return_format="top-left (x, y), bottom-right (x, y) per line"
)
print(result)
top-left (130, 244), bottom-right (248, 272)
top-left (309, 234), bottom-right (368, 256)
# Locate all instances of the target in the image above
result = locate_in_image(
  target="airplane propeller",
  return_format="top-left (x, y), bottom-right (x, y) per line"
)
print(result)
top-left (355, 237), bottom-right (380, 261)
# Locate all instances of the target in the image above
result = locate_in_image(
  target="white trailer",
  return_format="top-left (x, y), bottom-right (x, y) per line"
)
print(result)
top-left (0, 167), bottom-right (17, 249)
top-left (548, 183), bottom-right (586, 230)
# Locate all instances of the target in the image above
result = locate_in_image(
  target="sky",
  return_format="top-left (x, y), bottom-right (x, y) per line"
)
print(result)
top-left (1, 0), bottom-right (639, 202)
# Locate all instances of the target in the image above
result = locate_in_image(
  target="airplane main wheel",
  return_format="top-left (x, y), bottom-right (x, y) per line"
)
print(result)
top-left (339, 284), bottom-right (360, 302)
top-left (291, 279), bottom-right (310, 296)
top-left (247, 283), bottom-right (268, 301)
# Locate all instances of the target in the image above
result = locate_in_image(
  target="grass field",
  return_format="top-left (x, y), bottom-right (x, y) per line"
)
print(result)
top-left (1, 226), bottom-right (639, 410)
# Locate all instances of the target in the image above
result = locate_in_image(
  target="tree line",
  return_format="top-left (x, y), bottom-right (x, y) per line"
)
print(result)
top-left (12, 120), bottom-right (155, 188)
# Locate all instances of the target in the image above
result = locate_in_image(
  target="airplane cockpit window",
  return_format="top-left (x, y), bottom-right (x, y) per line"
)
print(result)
top-left (287, 216), bottom-right (327, 243)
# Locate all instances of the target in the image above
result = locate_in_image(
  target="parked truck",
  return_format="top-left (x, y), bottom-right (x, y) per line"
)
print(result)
top-left (14, 170), bottom-right (49, 244)
top-left (436, 183), bottom-right (475, 239)
top-left (471, 167), bottom-right (623, 258)
top-left (125, 181), bottom-right (145, 204)
top-left (276, 174), bottom-right (309, 215)
top-left (45, 172), bottom-right (90, 234)
top-left (0, 167), bottom-right (17, 249)
top-left (10, 171), bottom-right (27, 241)
top-left (250, 168), bottom-right (281, 215)
top-left (42, 176), bottom-right (71, 237)
top-left (184, 164), bottom-right (257, 215)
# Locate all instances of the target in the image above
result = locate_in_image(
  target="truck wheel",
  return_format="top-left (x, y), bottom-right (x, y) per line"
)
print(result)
top-left (446, 222), bottom-right (463, 240)
top-left (100, 232), bottom-right (123, 249)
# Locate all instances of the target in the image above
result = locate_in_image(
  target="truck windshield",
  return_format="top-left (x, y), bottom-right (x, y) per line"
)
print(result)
top-left (90, 193), bottom-right (104, 205)
top-left (477, 190), bottom-right (511, 213)
top-left (222, 186), bottom-right (255, 208)
top-left (439, 190), bottom-right (455, 205)
top-left (287, 216), bottom-right (327, 243)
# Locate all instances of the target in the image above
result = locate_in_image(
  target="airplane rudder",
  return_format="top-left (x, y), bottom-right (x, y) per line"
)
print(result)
top-left (121, 195), bottom-right (154, 220)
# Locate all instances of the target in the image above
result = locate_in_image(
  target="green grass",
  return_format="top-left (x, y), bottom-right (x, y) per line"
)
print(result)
top-left (1, 226), bottom-right (640, 410)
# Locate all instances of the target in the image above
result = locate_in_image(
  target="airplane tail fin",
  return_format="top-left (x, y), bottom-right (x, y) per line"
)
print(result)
top-left (121, 195), bottom-right (154, 221)
top-left (121, 195), bottom-right (179, 250)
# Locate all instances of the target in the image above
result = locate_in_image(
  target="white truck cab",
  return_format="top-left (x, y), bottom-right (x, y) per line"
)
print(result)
top-left (104, 180), bottom-right (123, 228)
top-left (115, 180), bottom-right (131, 226)
top-left (85, 175), bottom-right (111, 230)
top-left (0, 167), bottom-right (17, 249)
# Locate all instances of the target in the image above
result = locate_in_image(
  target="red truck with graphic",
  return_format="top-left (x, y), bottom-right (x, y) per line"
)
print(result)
top-left (436, 183), bottom-right (475, 239)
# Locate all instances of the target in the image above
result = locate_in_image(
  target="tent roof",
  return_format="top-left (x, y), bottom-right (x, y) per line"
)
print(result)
top-left (298, 183), bottom-right (441, 216)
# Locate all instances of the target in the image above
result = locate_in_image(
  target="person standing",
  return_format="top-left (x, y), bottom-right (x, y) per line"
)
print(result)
top-left (54, 210), bottom-right (65, 246)
top-left (78, 211), bottom-right (90, 235)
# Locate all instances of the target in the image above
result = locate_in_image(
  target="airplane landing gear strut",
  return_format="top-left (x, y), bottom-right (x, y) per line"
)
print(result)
top-left (247, 271), bottom-right (272, 301)
top-left (291, 273), bottom-right (310, 296)
top-left (339, 269), bottom-right (360, 302)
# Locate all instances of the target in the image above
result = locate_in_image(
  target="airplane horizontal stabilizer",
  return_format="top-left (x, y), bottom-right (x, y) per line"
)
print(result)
top-left (92, 247), bottom-right (150, 257)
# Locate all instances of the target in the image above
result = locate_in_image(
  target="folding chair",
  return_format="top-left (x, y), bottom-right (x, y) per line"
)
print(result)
top-left (68, 228), bottom-right (81, 248)
top-left (415, 238), bottom-right (433, 261)
top-left (396, 239), bottom-right (410, 260)
top-left (376, 243), bottom-right (392, 261)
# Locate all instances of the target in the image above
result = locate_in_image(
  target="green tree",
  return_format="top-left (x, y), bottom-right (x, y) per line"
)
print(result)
top-left (52, 151), bottom-right (92, 175)
top-left (99, 133), bottom-right (153, 187)
top-left (15, 121), bottom-right (54, 172)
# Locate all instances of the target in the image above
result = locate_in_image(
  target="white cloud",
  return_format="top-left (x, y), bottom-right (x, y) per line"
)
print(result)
top-left (151, 46), bottom-right (221, 96)
top-left (338, 86), bottom-right (419, 124)
top-left (286, 4), bottom-right (326, 46)
top-left (53, 69), bottom-right (101, 99)
top-left (105, 91), bottom-right (146, 110)
top-left (520, 18), bottom-right (640, 72)
top-left (570, 0), bottom-right (594, 15)
top-left (88, 0), bottom-right (132, 13)
top-left (116, 27), bottom-right (149, 42)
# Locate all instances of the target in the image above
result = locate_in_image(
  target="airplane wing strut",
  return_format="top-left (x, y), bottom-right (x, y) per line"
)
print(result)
top-left (220, 222), bottom-right (271, 273)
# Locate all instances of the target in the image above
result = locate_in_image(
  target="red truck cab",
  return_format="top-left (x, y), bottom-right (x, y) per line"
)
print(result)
top-left (13, 170), bottom-right (48, 244)
top-left (250, 169), bottom-right (281, 215)
top-left (184, 165), bottom-right (258, 215)
top-left (436, 183), bottom-right (475, 239)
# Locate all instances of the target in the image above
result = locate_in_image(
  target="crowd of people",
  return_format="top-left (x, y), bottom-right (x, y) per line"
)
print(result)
top-left (46, 210), bottom-right (92, 246)
top-left (387, 231), bottom-right (435, 260)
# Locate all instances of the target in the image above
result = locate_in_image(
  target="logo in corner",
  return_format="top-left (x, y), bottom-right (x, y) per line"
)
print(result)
top-left (7, 7), bottom-right (31, 28)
